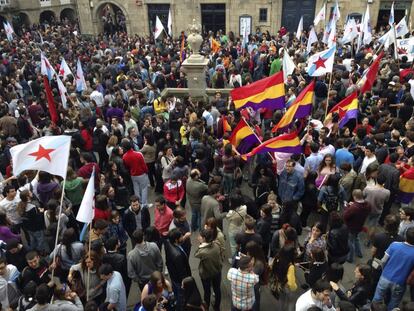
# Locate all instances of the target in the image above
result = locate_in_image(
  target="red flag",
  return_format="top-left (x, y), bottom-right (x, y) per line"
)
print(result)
top-left (359, 51), bottom-right (384, 94)
top-left (43, 76), bottom-right (58, 124)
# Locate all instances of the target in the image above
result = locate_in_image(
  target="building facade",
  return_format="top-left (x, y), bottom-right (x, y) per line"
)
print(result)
top-left (0, 0), bottom-right (413, 38)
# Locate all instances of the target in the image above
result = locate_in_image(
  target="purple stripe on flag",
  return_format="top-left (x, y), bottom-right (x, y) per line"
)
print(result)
top-left (339, 109), bottom-right (358, 128)
top-left (260, 145), bottom-right (303, 154)
top-left (241, 96), bottom-right (285, 111)
top-left (398, 191), bottom-right (414, 204)
top-left (295, 104), bottom-right (313, 119)
top-left (236, 135), bottom-right (260, 154)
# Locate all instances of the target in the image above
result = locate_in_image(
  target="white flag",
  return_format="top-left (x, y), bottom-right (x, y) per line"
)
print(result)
top-left (306, 46), bottom-right (336, 77)
top-left (10, 136), bottom-right (71, 178)
top-left (41, 53), bottom-right (57, 81)
top-left (363, 5), bottom-right (372, 45)
top-left (56, 76), bottom-right (68, 109)
top-left (59, 58), bottom-right (73, 81)
top-left (3, 21), bottom-right (13, 42)
top-left (328, 18), bottom-right (337, 48)
top-left (76, 58), bottom-right (87, 93)
top-left (378, 29), bottom-right (394, 49)
top-left (167, 8), bottom-right (172, 37)
top-left (396, 16), bottom-right (409, 38)
top-left (296, 16), bottom-right (304, 40)
top-left (314, 3), bottom-right (326, 26)
top-left (283, 49), bottom-right (296, 81)
top-left (389, 2), bottom-right (395, 26)
top-left (154, 16), bottom-right (165, 40)
top-left (322, 22), bottom-right (331, 44)
top-left (76, 167), bottom-right (95, 224)
top-left (342, 18), bottom-right (358, 44)
top-left (307, 27), bottom-right (318, 53)
top-left (333, 0), bottom-right (341, 22)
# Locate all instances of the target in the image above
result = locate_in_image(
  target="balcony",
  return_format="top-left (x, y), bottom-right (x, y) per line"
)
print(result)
top-left (39, 0), bottom-right (51, 7)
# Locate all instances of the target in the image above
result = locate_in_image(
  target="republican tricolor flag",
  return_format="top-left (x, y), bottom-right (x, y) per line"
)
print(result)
top-left (272, 81), bottom-right (315, 133)
top-left (326, 91), bottom-right (358, 128)
top-left (399, 167), bottom-right (414, 204)
top-left (10, 136), bottom-right (71, 178)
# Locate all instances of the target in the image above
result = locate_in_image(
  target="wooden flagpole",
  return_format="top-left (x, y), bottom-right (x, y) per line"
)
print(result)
top-left (50, 177), bottom-right (66, 282)
top-left (86, 221), bottom-right (92, 301)
top-left (241, 116), bottom-right (275, 161)
top-left (324, 71), bottom-right (334, 119)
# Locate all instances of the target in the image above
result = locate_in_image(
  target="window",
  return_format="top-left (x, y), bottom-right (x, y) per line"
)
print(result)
top-left (0, 0), bottom-right (10, 5)
top-left (39, 0), bottom-right (51, 7)
top-left (259, 8), bottom-right (267, 23)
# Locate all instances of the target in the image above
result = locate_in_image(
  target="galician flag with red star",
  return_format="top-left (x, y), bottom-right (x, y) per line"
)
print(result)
top-left (305, 46), bottom-right (336, 77)
top-left (10, 136), bottom-right (71, 178)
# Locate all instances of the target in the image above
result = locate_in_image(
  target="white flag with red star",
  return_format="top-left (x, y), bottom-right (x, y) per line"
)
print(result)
top-left (56, 76), bottom-right (68, 109)
top-left (306, 46), bottom-right (336, 77)
top-left (10, 136), bottom-right (71, 178)
top-left (154, 16), bottom-right (165, 40)
top-left (59, 58), bottom-right (73, 81)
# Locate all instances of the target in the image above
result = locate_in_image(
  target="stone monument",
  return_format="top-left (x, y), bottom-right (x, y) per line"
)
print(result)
top-left (181, 19), bottom-right (209, 100)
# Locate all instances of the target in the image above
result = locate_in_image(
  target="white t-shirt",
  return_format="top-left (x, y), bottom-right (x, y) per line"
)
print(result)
top-left (295, 289), bottom-right (336, 311)
top-left (360, 155), bottom-right (377, 174)
top-left (90, 90), bottom-right (104, 107)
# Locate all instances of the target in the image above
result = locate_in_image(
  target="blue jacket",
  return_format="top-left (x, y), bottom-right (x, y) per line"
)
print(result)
top-left (278, 170), bottom-right (305, 203)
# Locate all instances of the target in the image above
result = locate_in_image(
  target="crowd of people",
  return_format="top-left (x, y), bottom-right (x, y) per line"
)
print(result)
top-left (1, 16), bottom-right (414, 311)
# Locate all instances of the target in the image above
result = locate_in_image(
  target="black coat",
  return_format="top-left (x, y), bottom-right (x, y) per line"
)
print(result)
top-left (164, 240), bottom-right (191, 283)
top-left (327, 224), bottom-right (349, 259)
top-left (122, 207), bottom-right (151, 238)
top-left (335, 281), bottom-right (372, 308)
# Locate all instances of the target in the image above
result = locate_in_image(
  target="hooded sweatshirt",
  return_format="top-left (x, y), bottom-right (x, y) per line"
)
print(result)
top-left (63, 178), bottom-right (84, 206)
top-left (127, 242), bottom-right (163, 284)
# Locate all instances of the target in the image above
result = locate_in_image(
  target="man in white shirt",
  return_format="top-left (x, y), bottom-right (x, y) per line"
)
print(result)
top-left (202, 105), bottom-right (214, 129)
top-left (0, 185), bottom-right (20, 229)
top-left (295, 279), bottom-right (336, 311)
top-left (359, 144), bottom-right (378, 174)
top-left (90, 87), bottom-right (104, 108)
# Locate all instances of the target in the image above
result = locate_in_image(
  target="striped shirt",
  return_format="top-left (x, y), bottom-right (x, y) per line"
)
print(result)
top-left (227, 268), bottom-right (259, 310)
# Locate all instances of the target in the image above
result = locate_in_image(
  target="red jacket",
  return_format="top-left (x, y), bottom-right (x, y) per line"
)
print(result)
top-left (154, 205), bottom-right (173, 237)
top-left (344, 201), bottom-right (371, 233)
top-left (81, 129), bottom-right (93, 151)
top-left (77, 163), bottom-right (100, 187)
top-left (122, 150), bottom-right (148, 176)
top-left (163, 179), bottom-right (185, 204)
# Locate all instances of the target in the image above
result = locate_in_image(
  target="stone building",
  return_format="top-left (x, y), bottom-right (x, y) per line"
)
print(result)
top-left (0, 0), bottom-right (413, 38)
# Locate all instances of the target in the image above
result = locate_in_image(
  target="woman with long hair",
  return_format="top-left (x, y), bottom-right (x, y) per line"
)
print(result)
top-left (330, 264), bottom-right (373, 308)
top-left (68, 250), bottom-right (104, 304)
top-left (226, 192), bottom-right (247, 258)
top-left (327, 212), bottom-right (349, 264)
top-left (303, 222), bottom-right (327, 262)
top-left (269, 244), bottom-right (297, 311)
top-left (50, 228), bottom-right (84, 281)
top-left (182, 276), bottom-right (206, 311)
top-left (246, 241), bottom-right (268, 311)
top-left (106, 135), bottom-right (119, 159)
top-left (17, 190), bottom-right (45, 253)
top-left (161, 145), bottom-right (176, 182)
top-left (141, 271), bottom-right (175, 308)
top-left (316, 154), bottom-right (336, 188)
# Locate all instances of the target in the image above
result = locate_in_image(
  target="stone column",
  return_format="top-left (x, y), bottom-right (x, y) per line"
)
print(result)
top-left (181, 19), bottom-right (209, 101)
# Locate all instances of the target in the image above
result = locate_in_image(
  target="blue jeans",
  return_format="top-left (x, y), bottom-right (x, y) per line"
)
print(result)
top-left (27, 230), bottom-right (47, 252)
top-left (222, 172), bottom-right (235, 195)
top-left (347, 232), bottom-right (362, 262)
top-left (373, 276), bottom-right (406, 310)
top-left (131, 174), bottom-right (149, 207)
top-left (172, 280), bottom-right (183, 310)
top-left (191, 209), bottom-right (201, 232)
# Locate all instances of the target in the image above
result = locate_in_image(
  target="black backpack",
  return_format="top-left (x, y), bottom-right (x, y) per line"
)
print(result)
top-left (324, 188), bottom-right (339, 212)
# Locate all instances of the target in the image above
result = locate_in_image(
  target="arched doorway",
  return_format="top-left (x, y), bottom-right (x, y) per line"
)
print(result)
top-left (39, 10), bottom-right (56, 25)
top-left (60, 8), bottom-right (76, 24)
top-left (98, 3), bottom-right (127, 34)
top-left (0, 15), bottom-right (7, 27)
top-left (12, 13), bottom-right (30, 35)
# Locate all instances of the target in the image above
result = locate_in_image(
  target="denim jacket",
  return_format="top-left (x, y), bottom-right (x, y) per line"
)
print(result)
top-left (278, 170), bottom-right (305, 203)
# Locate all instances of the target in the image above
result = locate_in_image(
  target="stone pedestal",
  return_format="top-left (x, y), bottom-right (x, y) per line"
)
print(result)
top-left (181, 19), bottom-right (209, 101)
top-left (181, 56), bottom-right (209, 100)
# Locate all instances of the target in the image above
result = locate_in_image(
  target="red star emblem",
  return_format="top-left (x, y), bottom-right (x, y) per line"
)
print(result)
top-left (313, 57), bottom-right (327, 69)
top-left (59, 68), bottom-right (65, 75)
top-left (337, 106), bottom-right (346, 119)
top-left (28, 145), bottom-right (55, 162)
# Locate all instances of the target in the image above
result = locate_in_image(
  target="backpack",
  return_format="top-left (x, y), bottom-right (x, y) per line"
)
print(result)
top-left (323, 188), bottom-right (339, 212)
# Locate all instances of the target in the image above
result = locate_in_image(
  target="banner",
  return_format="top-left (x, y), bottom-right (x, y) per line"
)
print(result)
top-left (397, 37), bottom-right (414, 61)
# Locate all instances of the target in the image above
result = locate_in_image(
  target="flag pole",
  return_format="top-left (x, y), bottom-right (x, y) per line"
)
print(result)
top-left (86, 221), bottom-right (92, 301)
top-left (241, 116), bottom-right (275, 161)
top-left (50, 177), bottom-right (67, 281)
top-left (324, 71), bottom-right (334, 119)
top-left (392, 24), bottom-right (400, 69)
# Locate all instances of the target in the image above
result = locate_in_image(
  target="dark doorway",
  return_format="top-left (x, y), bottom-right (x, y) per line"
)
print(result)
top-left (39, 10), bottom-right (56, 25)
top-left (281, 0), bottom-right (316, 32)
top-left (201, 3), bottom-right (225, 35)
top-left (98, 3), bottom-right (127, 34)
top-left (147, 4), bottom-right (170, 35)
top-left (376, 9), bottom-right (405, 30)
top-left (60, 8), bottom-right (76, 24)
top-left (12, 13), bottom-right (30, 35)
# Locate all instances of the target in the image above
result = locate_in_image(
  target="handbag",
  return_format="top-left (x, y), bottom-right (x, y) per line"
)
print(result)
top-left (269, 273), bottom-right (284, 300)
